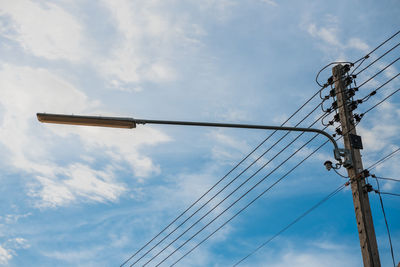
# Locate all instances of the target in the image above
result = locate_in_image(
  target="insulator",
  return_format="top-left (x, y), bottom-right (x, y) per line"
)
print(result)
top-left (329, 89), bottom-right (336, 97)
top-left (331, 101), bottom-right (338, 109)
top-left (327, 76), bottom-right (333, 85)
top-left (345, 76), bottom-right (353, 86)
top-left (334, 114), bottom-right (340, 122)
top-left (362, 169), bottom-right (370, 178)
top-left (335, 127), bottom-right (342, 135)
top-left (349, 101), bottom-right (358, 111)
top-left (343, 64), bottom-right (351, 73)
top-left (347, 88), bottom-right (356, 98)
top-left (354, 114), bottom-right (361, 122)
top-left (364, 183), bottom-right (373, 193)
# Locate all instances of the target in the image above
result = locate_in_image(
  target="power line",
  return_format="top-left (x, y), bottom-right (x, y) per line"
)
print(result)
top-left (333, 167), bottom-right (348, 178)
top-left (321, 70), bottom-right (400, 126)
top-left (351, 30), bottom-right (400, 75)
top-left (355, 41), bottom-right (400, 76)
top-left (317, 30), bottom-right (400, 89)
top-left (142, 118), bottom-right (329, 267)
top-left (129, 103), bottom-right (323, 266)
top-left (160, 77), bottom-right (396, 266)
top-left (316, 61), bottom-right (353, 88)
top-left (371, 175), bottom-right (396, 267)
top-left (121, 29), bottom-right (400, 267)
top-left (360, 88), bottom-right (400, 117)
top-left (238, 144), bottom-right (400, 267)
top-left (378, 192), bottom-right (400, 197)
top-left (120, 89), bottom-right (324, 266)
top-left (373, 177), bottom-right (400, 183)
top-left (361, 73), bottom-right (400, 103)
top-left (232, 182), bottom-right (348, 267)
top-left (357, 58), bottom-right (400, 90)
top-left (231, 141), bottom-right (399, 267)
top-left (357, 30), bottom-right (400, 61)
top-left (169, 137), bottom-right (333, 267)
top-left (367, 148), bottom-right (400, 170)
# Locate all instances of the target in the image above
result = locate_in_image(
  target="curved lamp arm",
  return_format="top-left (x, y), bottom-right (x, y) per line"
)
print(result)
top-left (36, 113), bottom-right (345, 162)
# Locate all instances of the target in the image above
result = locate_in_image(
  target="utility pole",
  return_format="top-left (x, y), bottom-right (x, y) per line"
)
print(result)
top-left (333, 64), bottom-right (381, 267)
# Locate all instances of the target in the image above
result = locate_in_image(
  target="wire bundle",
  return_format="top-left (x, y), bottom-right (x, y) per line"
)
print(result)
top-left (120, 30), bottom-right (400, 267)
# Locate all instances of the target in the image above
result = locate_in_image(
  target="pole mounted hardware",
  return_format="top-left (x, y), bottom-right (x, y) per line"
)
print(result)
top-left (333, 64), bottom-right (380, 267)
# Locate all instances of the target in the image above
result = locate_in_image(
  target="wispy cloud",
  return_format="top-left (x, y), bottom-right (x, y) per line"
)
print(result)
top-left (0, 63), bottom-right (169, 207)
top-left (0, 0), bottom-right (86, 61)
top-left (0, 245), bottom-right (12, 265)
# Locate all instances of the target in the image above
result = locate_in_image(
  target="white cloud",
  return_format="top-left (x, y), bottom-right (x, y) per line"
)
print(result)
top-left (307, 23), bottom-right (339, 47)
top-left (358, 104), bottom-right (400, 152)
top-left (98, 0), bottom-right (210, 90)
top-left (97, 0), bottom-right (178, 87)
top-left (241, 239), bottom-right (361, 267)
top-left (0, 63), bottom-right (170, 207)
top-left (303, 15), bottom-right (371, 60)
top-left (260, 0), bottom-right (278, 7)
top-left (0, 238), bottom-right (29, 265)
top-left (7, 238), bottom-right (30, 250)
top-left (30, 163), bottom-right (128, 208)
top-left (347, 38), bottom-right (369, 52)
top-left (4, 213), bottom-right (32, 224)
top-left (0, 245), bottom-right (12, 265)
top-left (0, 0), bottom-right (85, 61)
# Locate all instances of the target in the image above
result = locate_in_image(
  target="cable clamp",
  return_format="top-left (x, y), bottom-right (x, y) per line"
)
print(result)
top-left (364, 183), bottom-right (373, 193)
top-left (334, 148), bottom-right (352, 168)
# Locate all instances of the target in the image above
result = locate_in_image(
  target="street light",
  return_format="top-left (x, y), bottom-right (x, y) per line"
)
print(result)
top-left (36, 113), bottom-right (349, 164)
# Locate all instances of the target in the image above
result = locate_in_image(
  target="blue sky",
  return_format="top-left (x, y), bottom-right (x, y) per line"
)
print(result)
top-left (0, 0), bottom-right (399, 266)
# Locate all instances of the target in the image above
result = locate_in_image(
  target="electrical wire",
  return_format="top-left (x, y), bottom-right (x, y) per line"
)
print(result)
top-left (322, 73), bottom-right (400, 125)
top-left (354, 41), bottom-right (400, 76)
top-left (142, 117), bottom-right (329, 267)
top-left (315, 61), bottom-right (353, 88)
top-left (361, 73), bottom-right (400, 102)
top-left (360, 88), bottom-right (400, 117)
top-left (333, 167), bottom-right (348, 178)
top-left (321, 68), bottom-right (400, 124)
top-left (317, 30), bottom-right (400, 92)
top-left (232, 182), bottom-right (348, 267)
top-left (371, 175), bottom-right (396, 267)
top-left (367, 148), bottom-right (400, 170)
top-left (163, 74), bottom-right (398, 265)
top-left (358, 73), bottom-right (400, 109)
top-left (129, 104), bottom-right (324, 266)
top-left (170, 137), bottom-right (334, 267)
top-left (232, 132), bottom-right (399, 266)
top-left (373, 177), bottom-right (400, 183)
top-left (122, 30), bottom-right (400, 267)
top-left (120, 90), bottom-right (325, 266)
top-left (357, 58), bottom-right (400, 90)
top-left (378, 192), bottom-right (400, 197)
top-left (351, 30), bottom-right (400, 75)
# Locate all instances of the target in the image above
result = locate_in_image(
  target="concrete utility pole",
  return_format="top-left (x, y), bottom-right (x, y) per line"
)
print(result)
top-left (333, 64), bottom-right (381, 267)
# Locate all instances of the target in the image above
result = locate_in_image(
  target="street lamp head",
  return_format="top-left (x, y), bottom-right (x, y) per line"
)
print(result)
top-left (36, 113), bottom-right (136, 129)
top-left (324, 160), bottom-right (333, 171)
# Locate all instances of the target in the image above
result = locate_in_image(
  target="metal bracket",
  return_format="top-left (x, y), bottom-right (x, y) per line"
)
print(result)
top-left (334, 148), bottom-right (353, 168)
